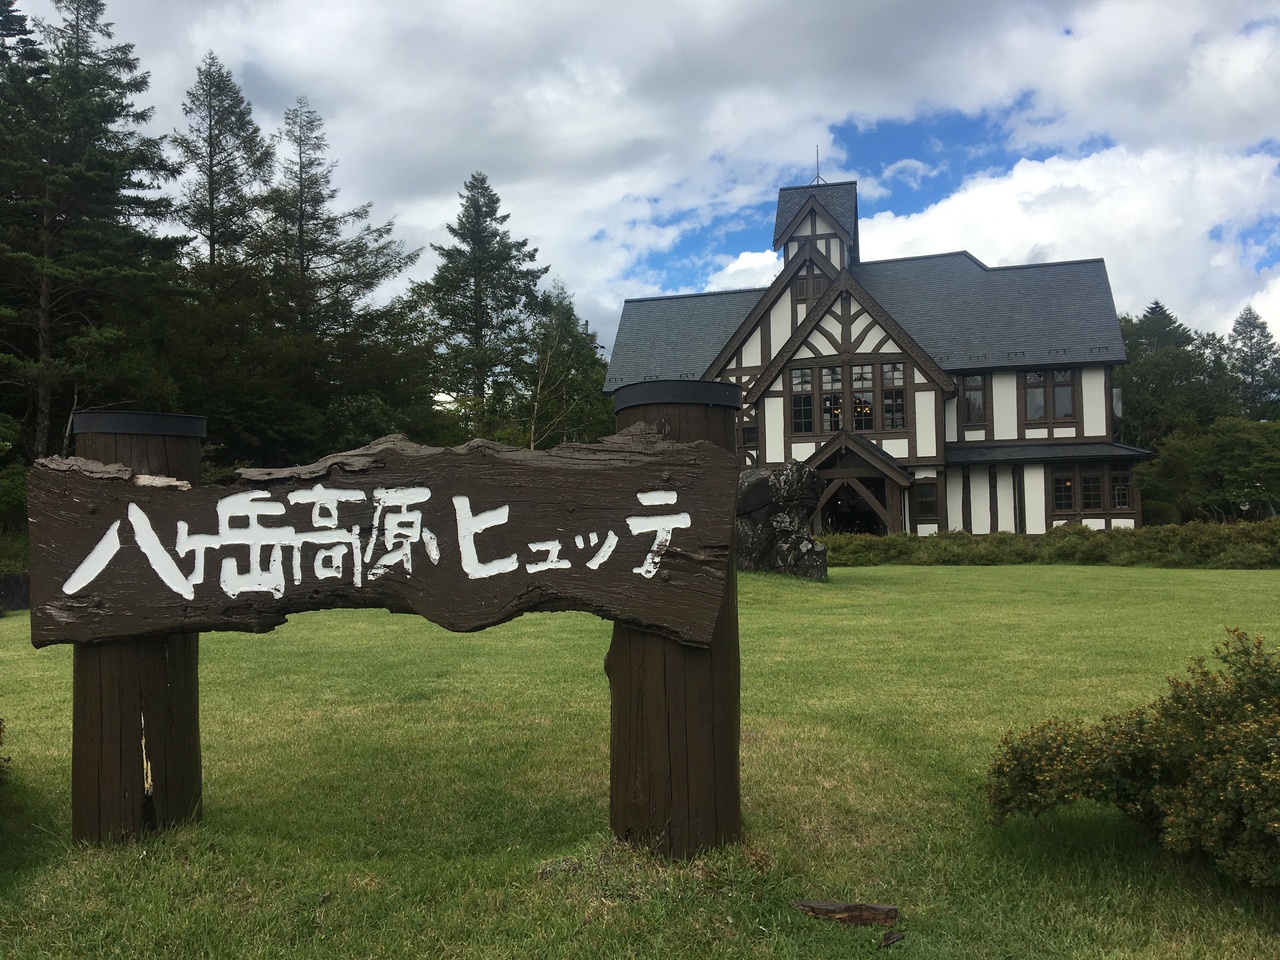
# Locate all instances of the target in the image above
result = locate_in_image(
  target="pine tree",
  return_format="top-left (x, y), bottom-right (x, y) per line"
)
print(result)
top-left (0, 0), bottom-right (179, 457)
top-left (1228, 305), bottom-right (1280, 420)
top-left (172, 51), bottom-right (272, 272)
top-left (0, 0), bottom-right (41, 65)
top-left (257, 96), bottom-right (416, 340)
top-left (1114, 301), bottom-right (1242, 449)
top-left (424, 172), bottom-right (549, 438)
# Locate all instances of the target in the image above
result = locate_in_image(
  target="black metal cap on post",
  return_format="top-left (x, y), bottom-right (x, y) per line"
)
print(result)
top-left (72, 411), bottom-right (207, 438)
top-left (612, 379), bottom-right (741, 415)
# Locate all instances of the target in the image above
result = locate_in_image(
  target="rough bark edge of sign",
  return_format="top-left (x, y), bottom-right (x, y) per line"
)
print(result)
top-left (235, 429), bottom-right (695, 484)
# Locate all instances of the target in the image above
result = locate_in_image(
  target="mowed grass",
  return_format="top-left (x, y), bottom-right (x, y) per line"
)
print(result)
top-left (2, 566), bottom-right (1279, 959)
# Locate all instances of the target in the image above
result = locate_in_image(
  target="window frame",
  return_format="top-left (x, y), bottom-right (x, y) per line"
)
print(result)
top-left (786, 359), bottom-right (912, 436)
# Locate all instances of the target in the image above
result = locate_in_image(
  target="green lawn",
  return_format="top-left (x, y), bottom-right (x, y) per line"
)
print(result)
top-left (2, 567), bottom-right (1279, 959)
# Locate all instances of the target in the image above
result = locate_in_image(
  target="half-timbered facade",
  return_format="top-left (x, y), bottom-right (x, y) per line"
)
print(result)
top-left (606, 180), bottom-right (1149, 536)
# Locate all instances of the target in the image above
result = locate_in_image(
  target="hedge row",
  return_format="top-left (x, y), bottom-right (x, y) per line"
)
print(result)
top-left (822, 517), bottom-right (1280, 568)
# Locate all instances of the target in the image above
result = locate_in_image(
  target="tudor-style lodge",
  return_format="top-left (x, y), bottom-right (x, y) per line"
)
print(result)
top-left (605, 180), bottom-right (1150, 536)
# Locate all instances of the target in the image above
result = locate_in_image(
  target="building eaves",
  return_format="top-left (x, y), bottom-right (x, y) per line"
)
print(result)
top-left (944, 441), bottom-right (1153, 465)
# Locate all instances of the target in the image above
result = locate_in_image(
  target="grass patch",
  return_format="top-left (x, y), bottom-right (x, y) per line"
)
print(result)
top-left (2, 568), bottom-right (1279, 957)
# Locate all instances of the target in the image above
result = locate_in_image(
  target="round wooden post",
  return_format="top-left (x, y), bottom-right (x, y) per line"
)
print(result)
top-left (607, 380), bottom-right (742, 856)
top-left (71, 411), bottom-right (206, 842)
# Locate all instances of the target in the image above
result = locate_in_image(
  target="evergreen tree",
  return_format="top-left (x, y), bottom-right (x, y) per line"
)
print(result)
top-left (0, 0), bottom-right (40, 65)
top-left (229, 95), bottom-right (429, 464)
top-left (423, 172), bottom-right (549, 438)
top-left (257, 96), bottom-right (416, 340)
top-left (0, 0), bottom-right (179, 457)
top-left (172, 51), bottom-right (272, 272)
top-left (1228, 305), bottom-right (1280, 420)
top-left (1114, 301), bottom-right (1241, 449)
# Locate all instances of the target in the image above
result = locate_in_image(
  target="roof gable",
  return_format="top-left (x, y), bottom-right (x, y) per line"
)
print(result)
top-left (702, 239), bottom-right (838, 381)
top-left (742, 270), bottom-right (955, 405)
top-left (773, 181), bottom-right (860, 256)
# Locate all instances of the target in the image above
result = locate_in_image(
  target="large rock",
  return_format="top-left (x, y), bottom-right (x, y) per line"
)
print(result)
top-left (736, 462), bottom-right (827, 581)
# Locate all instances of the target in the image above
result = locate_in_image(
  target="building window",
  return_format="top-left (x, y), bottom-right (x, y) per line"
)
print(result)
top-left (882, 363), bottom-right (905, 429)
top-left (1051, 465), bottom-right (1137, 516)
top-left (1053, 370), bottom-right (1076, 419)
top-left (915, 481), bottom-right (939, 520)
top-left (1081, 472), bottom-right (1103, 510)
top-left (851, 364), bottom-right (875, 430)
top-left (1052, 470), bottom-right (1076, 512)
top-left (741, 424), bottom-right (758, 448)
top-left (1025, 369), bottom-right (1077, 423)
top-left (1111, 471), bottom-right (1131, 510)
top-left (821, 366), bottom-right (842, 431)
top-left (788, 361), bottom-right (910, 434)
top-left (1026, 372), bottom-right (1047, 421)
top-left (962, 374), bottom-right (986, 425)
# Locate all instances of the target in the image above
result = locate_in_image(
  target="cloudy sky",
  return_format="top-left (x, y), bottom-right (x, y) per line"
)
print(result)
top-left (20, 0), bottom-right (1280, 353)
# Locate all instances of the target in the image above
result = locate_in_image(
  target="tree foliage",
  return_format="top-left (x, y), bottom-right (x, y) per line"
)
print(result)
top-left (0, 1), bottom-right (613, 518)
top-left (171, 50), bottom-right (272, 272)
top-left (423, 172), bottom-right (549, 438)
top-left (0, 0), bottom-right (180, 458)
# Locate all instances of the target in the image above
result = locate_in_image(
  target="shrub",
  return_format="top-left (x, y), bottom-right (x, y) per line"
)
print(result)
top-left (986, 629), bottom-right (1280, 886)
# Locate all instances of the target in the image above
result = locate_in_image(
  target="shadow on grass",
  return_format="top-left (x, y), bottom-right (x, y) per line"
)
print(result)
top-left (984, 804), bottom-right (1280, 922)
top-left (0, 773), bottom-right (73, 897)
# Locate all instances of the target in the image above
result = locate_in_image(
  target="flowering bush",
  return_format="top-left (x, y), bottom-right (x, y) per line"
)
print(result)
top-left (986, 629), bottom-right (1280, 886)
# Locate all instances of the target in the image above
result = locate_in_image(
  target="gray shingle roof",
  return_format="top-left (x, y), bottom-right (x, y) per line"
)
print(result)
top-left (607, 251), bottom-right (1125, 389)
top-left (773, 181), bottom-right (860, 249)
top-left (850, 251), bottom-right (1125, 372)
top-left (604, 287), bottom-right (765, 392)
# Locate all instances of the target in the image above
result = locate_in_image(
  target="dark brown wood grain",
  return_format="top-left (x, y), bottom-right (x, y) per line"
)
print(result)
top-left (29, 431), bottom-right (738, 648)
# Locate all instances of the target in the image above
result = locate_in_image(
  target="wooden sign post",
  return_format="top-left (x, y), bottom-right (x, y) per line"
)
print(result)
top-left (70, 412), bottom-right (207, 842)
top-left (31, 404), bottom-right (742, 854)
top-left (608, 381), bottom-right (742, 856)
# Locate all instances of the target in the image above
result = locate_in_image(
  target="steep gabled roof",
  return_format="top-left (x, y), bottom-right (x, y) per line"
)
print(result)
top-left (604, 287), bottom-right (764, 392)
top-left (850, 252), bottom-right (1125, 370)
top-left (773, 181), bottom-right (860, 251)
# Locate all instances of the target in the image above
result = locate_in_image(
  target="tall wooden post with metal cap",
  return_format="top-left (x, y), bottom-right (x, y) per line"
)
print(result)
top-left (70, 411), bottom-right (206, 842)
top-left (606, 380), bottom-right (742, 856)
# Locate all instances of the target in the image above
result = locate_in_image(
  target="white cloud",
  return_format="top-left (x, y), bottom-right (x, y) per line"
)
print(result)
top-left (703, 251), bottom-right (781, 292)
top-left (860, 146), bottom-right (1280, 333)
top-left (14, 0), bottom-right (1280, 348)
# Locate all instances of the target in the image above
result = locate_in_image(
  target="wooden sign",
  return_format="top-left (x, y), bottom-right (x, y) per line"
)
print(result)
top-left (28, 431), bottom-right (738, 648)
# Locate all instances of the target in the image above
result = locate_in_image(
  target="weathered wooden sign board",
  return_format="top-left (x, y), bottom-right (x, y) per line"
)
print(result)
top-left (28, 430), bottom-right (738, 648)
